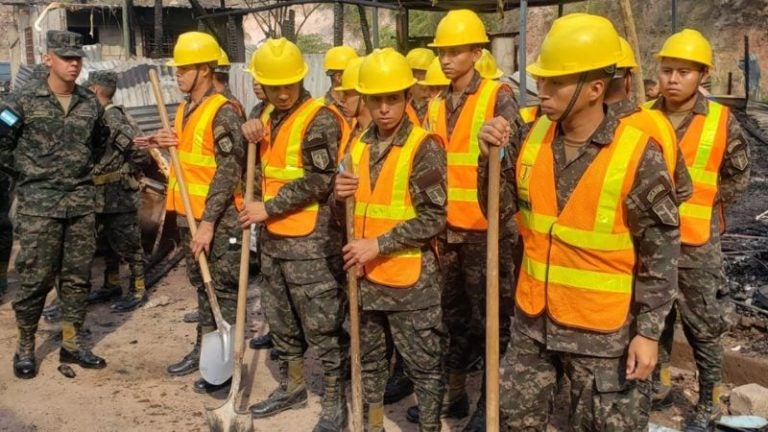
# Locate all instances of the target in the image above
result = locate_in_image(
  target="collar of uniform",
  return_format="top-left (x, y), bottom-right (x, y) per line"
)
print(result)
top-left (556, 105), bottom-right (616, 147)
top-left (439, 70), bottom-right (482, 100)
top-left (360, 115), bottom-right (414, 147)
top-left (650, 90), bottom-right (709, 116)
top-left (270, 89), bottom-right (312, 123)
top-left (609, 98), bottom-right (639, 120)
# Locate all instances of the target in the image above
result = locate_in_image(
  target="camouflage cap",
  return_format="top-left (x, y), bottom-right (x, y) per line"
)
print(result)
top-left (47, 30), bottom-right (85, 58)
top-left (85, 70), bottom-right (117, 88)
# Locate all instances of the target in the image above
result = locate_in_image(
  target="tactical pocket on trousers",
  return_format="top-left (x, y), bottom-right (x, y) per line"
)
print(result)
top-left (594, 363), bottom-right (626, 394)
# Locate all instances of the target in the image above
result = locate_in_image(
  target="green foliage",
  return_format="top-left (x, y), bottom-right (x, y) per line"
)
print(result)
top-left (297, 33), bottom-right (332, 54)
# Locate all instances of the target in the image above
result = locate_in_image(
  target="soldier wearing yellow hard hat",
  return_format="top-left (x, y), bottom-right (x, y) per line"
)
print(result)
top-left (333, 47), bottom-right (447, 432)
top-left (478, 13), bottom-right (679, 430)
top-left (240, 38), bottom-right (348, 432)
top-left (405, 47), bottom-right (436, 124)
top-left (334, 56), bottom-right (370, 151)
top-left (647, 29), bottom-right (750, 431)
top-left (321, 45), bottom-right (358, 121)
top-left (416, 9), bottom-right (522, 431)
top-left (139, 31), bottom-right (245, 394)
top-left (418, 57), bottom-right (451, 99)
top-left (212, 48), bottom-right (244, 116)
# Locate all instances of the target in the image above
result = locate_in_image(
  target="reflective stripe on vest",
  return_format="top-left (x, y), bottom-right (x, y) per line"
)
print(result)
top-left (515, 116), bottom-right (648, 332)
top-left (350, 127), bottom-right (430, 288)
top-left (261, 98), bottom-right (325, 237)
top-left (406, 103), bottom-right (420, 126)
top-left (677, 101), bottom-right (729, 245)
top-left (167, 94), bottom-right (244, 219)
top-left (620, 107), bottom-right (678, 181)
top-left (519, 106), bottom-right (539, 124)
top-left (426, 79), bottom-right (501, 231)
top-left (321, 102), bottom-right (352, 163)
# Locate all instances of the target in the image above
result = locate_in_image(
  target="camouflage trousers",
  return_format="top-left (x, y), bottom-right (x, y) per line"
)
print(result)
top-left (659, 266), bottom-right (731, 390)
top-left (98, 211), bottom-right (145, 286)
top-left (361, 305), bottom-right (447, 431)
top-left (260, 253), bottom-right (346, 375)
top-left (178, 217), bottom-right (239, 337)
top-left (13, 213), bottom-right (96, 332)
top-left (442, 240), bottom-right (514, 372)
top-left (501, 329), bottom-right (652, 431)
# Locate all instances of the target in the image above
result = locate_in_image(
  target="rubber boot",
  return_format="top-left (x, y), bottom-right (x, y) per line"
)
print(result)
top-left (13, 328), bottom-right (36, 379)
top-left (652, 363), bottom-right (673, 410)
top-left (112, 276), bottom-right (147, 312)
top-left (683, 383), bottom-right (721, 432)
top-left (59, 322), bottom-right (106, 369)
top-left (167, 330), bottom-right (201, 376)
top-left (366, 402), bottom-right (385, 432)
top-left (406, 371), bottom-right (469, 423)
top-left (313, 373), bottom-right (348, 432)
top-left (250, 360), bottom-right (308, 418)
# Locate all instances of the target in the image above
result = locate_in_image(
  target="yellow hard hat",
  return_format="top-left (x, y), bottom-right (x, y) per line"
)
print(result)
top-left (617, 37), bottom-right (638, 70)
top-left (167, 31), bottom-right (220, 67)
top-left (475, 49), bottom-right (504, 79)
top-left (324, 46), bottom-right (358, 71)
top-left (429, 9), bottom-right (490, 48)
top-left (418, 57), bottom-right (450, 86)
top-left (335, 57), bottom-right (365, 92)
top-left (217, 48), bottom-right (230, 67)
top-left (655, 28), bottom-right (713, 68)
top-left (406, 48), bottom-right (435, 71)
top-left (356, 48), bottom-right (416, 95)
top-left (527, 13), bottom-right (621, 77)
top-left (249, 38), bottom-right (308, 86)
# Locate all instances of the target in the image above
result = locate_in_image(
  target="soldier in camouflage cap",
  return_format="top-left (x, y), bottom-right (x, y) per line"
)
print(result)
top-left (0, 30), bottom-right (109, 379)
top-left (84, 70), bottom-right (150, 312)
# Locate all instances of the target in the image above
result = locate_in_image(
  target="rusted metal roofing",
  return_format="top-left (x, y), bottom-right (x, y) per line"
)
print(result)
top-left (376, 0), bottom-right (585, 12)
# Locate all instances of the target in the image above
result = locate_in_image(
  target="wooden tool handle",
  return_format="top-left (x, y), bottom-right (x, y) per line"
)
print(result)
top-left (343, 153), bottom-right (364, 432)
top-left (148, 147), bottom-right (170, 178)
top-left (485, 146), bottom-right (501, 432)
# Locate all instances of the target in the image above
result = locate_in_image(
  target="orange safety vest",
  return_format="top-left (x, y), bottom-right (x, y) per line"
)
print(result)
top-left (515, 116), bottom-right (648, 332)
top-left (658, 100), bottom-right (728, 246)
top-left (260, 98), bottom-right (326, 237)
top-left (625, 105), bottom-right (679, 183)
top-left (426, 79), bottom-right (501, 231)
top-left (167, 94), bottom-right (243, 219)
top-left (519, 105), bottom-right (539, 124)
top-left (406, 103), bottom-right (421, 125)
top-left (350, 127), bottom-right (432, 288)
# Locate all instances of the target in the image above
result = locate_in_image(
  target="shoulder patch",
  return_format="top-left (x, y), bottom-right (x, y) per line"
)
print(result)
top-left (651, 195), bottom-right (679, 226)
top-left (426, 184), bottom-right (446, 206)
top-left (0, 109), bottom-right (19, 127)
top-left (731, 149), bottom-right (749, 172)
top-left (311, 149), bottom-right (330, 170)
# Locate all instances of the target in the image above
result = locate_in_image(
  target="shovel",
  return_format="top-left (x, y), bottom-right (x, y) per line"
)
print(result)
top-left (204, 140), bottom-right (257, 432)
top-left (148, 69), bottom-right (233, 384)
top-left (485, 145), bottom-right (501, 432)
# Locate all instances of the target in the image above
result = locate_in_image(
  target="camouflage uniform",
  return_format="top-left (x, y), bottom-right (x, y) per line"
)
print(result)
top-left (0, 172), bottom-right (12, 298)
top-left (649, 93), bottom-right (750, 407)
top-left (479, 107), bottom-right (679, 431)
top-left (411, 100), bottom-right (428, 126)
top-left (252, 90), bottom-right (346, 414)
top-left (87, 71), bottom-right (150, 304)
top-left (337, 118), bottom-right (448, 431)
top-left (0, 32), bottom-right (108, 354)
top-left (175, 89), bottom-right (245, 351)
top-left (436, 71), bottom-right (520, 383)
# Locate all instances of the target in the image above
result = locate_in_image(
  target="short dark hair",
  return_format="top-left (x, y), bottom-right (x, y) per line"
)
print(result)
top-left (643, 79), bottom-right (657, 88)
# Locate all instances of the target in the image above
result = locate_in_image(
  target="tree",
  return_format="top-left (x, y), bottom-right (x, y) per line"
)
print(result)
top-left (241, 0), bottom-right (324, 41)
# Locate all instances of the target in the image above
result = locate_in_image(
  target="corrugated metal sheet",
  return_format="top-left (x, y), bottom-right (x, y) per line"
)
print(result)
top-left (125, 103), bottom-right (180, 134)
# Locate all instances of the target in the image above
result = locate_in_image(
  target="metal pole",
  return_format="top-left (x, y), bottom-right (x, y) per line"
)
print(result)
top-left (518, 0), bottom-right (528, 108)
top-left (671, 0), bottom-right (677, 32)
top-left (558, 0), bottom-right (564, 17)
top-left (122, 0), bottom-right (130, 59)
top-left (372, 0), bottom-right (379, 48)
top-left (744, 35), bottom-right (750, 102)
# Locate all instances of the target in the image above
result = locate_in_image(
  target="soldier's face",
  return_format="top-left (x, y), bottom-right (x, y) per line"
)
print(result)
top-left (438, 46), bottom-right (481, 81)
top-left (659, 58), bottom-right (707, 104)
top-left (340, 90), bottom-right (361, 118)
top-left (43, 52), bottom-right (82, 83)
top-left (252, 82), bottom-right (267, 101)
top-left (365, 91), bottom-right (407, 133)
top-left (175, 65), bottom-right (206, 93)
top-left (411, 70), bottom-right (430, 103)
top-left (329, 71), bottom-right (343, 88)
top-left (537, 73), bottom-right (606, 122)
top-left (264, 84), bottom-right (301, 111)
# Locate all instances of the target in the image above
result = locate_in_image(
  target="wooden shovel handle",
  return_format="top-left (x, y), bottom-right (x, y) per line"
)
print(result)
top-left (486, 146), bottom-right (501, 432)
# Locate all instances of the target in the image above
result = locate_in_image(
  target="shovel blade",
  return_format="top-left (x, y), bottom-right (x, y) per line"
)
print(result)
top-left (200, 323), bottom-right (234, 385)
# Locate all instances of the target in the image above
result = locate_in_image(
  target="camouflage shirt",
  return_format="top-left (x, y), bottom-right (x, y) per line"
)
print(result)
top-left (336, 117), bottom-right (447, 311)
top-left (611, 98), bottom-right (694, 204)
top-left (649, 92), bottom-right (750, 268)
top-left (176, 89), bottom-right (245, 226)
top-left (257, 90), bottom-right (344, 260)
top-left (220, 86), bottom-right (245, 120)
top-left (94, 104), bottom-right (150, 213)
top-left (0, 80), bottom-right (107, 218)
top-left (323, 88), bottom-right (348, 119)
top-left (479, 107), bottom-right (679, 357)
top-left (410, 99), bottom-right (428, 125)
top-left (438, 71), bottom-right (523, 244)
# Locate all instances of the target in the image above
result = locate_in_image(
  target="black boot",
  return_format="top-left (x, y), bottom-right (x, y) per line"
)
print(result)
top-left (383, 354), bottom-right (413, 405)
top-left (683, 384), bottom-right (720, 432)
top-left (406, 372), bottom-right (469, 424)
top-left (167, 340), bottom-right (200, 376)
top-left (313, 373), bottom-right (347, 432)
top-left (249, 333), bottom-right (274, 349)
top-left (462, 396), bottom-right (486, 432)
top-left (250, 360), bottom-right (308, 418)
top-left (111, 292), bottom-right (147, 313)
top-left (60, 347), bottom-right (107, 369)
top-left (13, 330), bottom-right (36, 379)
top-left (193, 377), bottom-right (231, 394)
